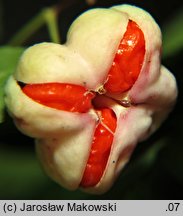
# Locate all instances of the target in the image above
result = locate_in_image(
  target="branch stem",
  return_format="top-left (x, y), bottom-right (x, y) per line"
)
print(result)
top-left (8, 7), bottom-right (60, 46)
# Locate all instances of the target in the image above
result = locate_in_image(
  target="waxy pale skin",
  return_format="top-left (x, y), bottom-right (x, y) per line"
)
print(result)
top-left (5, 4), bottom-right (177, 194)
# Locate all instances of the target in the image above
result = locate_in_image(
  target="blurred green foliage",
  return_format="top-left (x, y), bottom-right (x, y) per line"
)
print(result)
top-left (0, 0), bottom-right (183, 199)
top-left (162, 7), bottom-right (183, 58)
top-left (0, 46), bottom-right (24, 122)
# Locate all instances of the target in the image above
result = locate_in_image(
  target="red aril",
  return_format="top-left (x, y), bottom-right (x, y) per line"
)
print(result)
top-left (80, 108), bottom-right (117, 187)
top-left (22, 83), bottom-right (95, 113)
top-left (104, 20), bottom-right (145, 93)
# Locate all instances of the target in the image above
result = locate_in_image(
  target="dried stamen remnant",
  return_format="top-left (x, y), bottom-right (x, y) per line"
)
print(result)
top-left (104, 20), bottom-right (145, 93)
top-left (80, 108), bottom-right (117, 187)
top-left (22, 83), bottom-right (95, 112)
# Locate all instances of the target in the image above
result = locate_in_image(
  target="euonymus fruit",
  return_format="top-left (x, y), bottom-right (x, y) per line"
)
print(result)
top-left (5, 4), bottom-right (177, 194)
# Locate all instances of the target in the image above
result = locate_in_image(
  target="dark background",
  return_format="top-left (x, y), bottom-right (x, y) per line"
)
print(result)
top-left (1, 0), bottom-right (183, 44)
top-left (0, 0), bottom-right (183, 199)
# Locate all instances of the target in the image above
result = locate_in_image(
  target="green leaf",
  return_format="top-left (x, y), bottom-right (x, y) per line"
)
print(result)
top-left (162, 7), bottom-right (183, 58)
top-left (0, 46), bottom-right (25, 122)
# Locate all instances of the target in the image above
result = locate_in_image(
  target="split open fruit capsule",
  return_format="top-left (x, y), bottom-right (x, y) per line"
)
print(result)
top-left (4, 4), bottom-right (177, 194)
